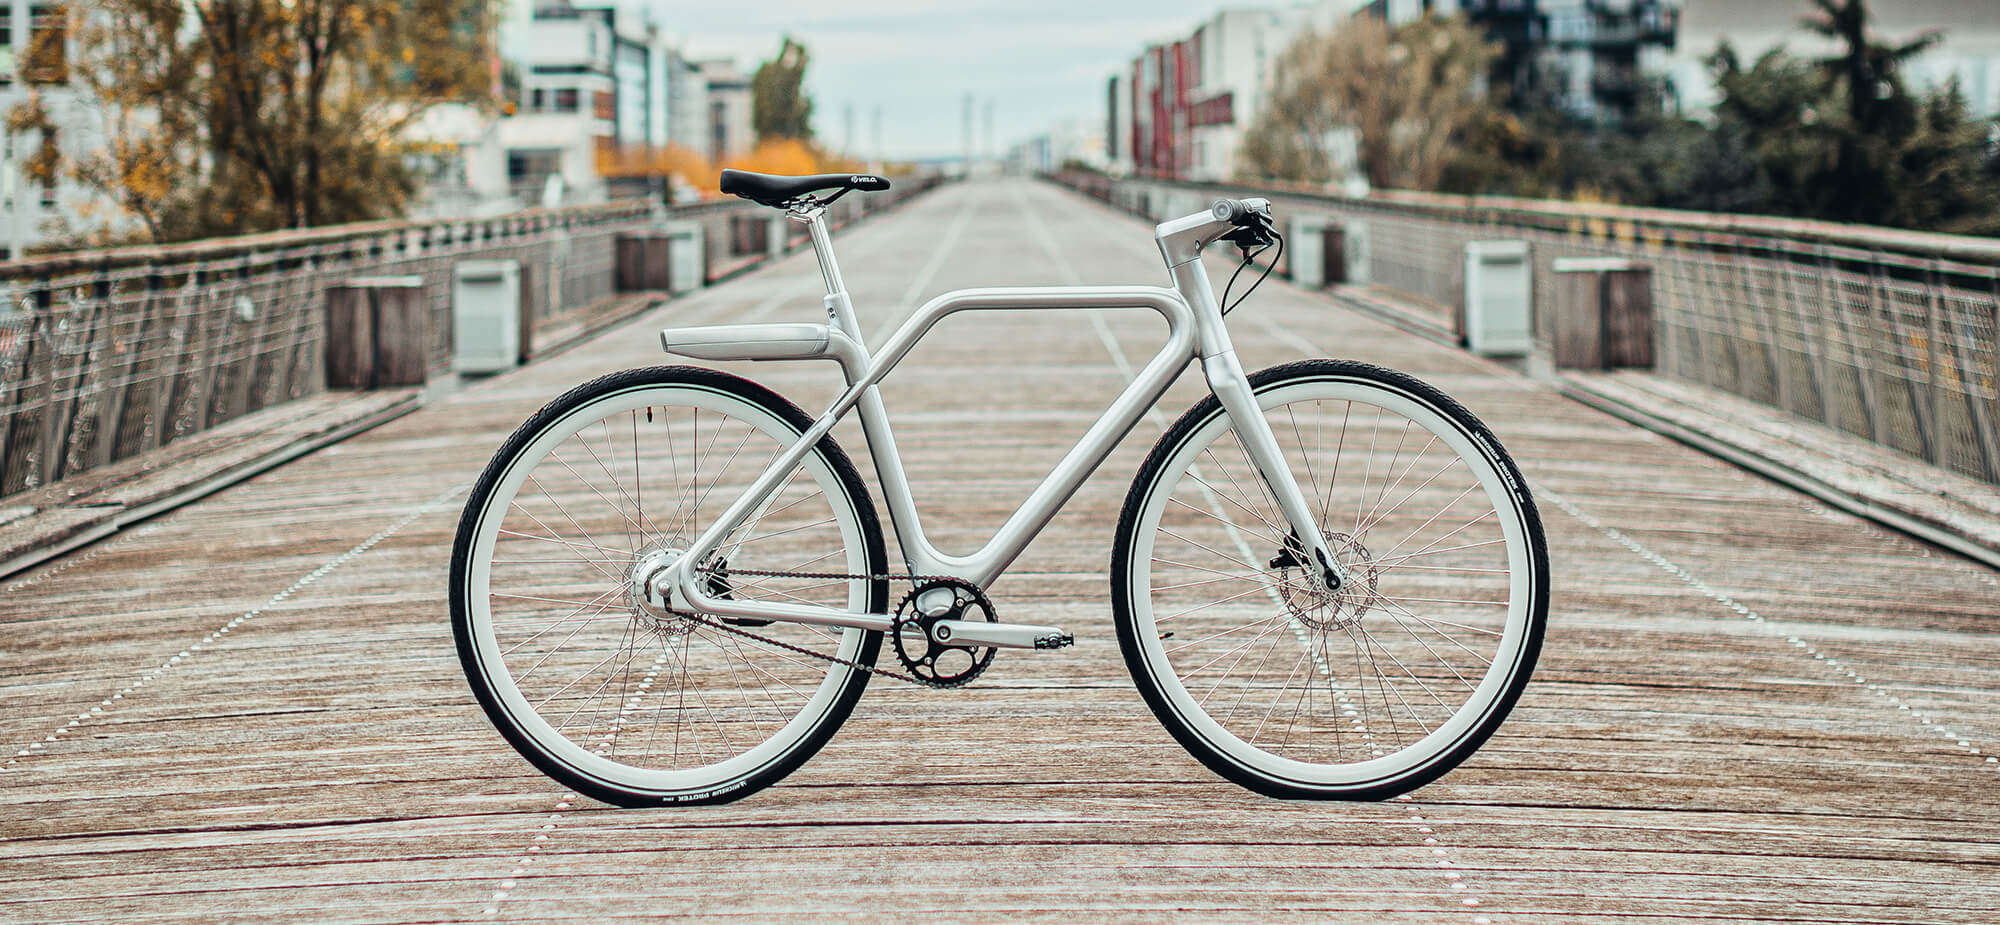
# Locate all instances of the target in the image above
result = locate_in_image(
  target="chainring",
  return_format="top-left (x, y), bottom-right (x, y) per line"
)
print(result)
top-left (891, 579), bottom-right (998, 688)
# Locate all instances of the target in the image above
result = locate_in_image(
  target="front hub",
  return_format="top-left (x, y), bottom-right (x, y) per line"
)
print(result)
top-left (1275, 531), bottom-right (1381, 631)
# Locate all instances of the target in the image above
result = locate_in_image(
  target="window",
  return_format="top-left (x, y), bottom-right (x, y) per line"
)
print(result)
top-left (553, 88), bottom-right (578, 113)
top-left (506, 148), bottom-right (562, 200)
top-left (39, 126), bottom-right (56, 208)
top-left (25, 4), bottom-right (64, 85)
top-left (711, 100), bottom-right (727, 160)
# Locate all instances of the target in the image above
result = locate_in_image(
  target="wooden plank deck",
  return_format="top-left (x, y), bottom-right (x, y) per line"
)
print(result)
top-left (4, 178), bottom-right (1999, 923)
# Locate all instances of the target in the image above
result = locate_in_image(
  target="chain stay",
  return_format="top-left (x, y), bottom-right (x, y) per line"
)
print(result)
top-left (688, 564), bottom-right (971, 688)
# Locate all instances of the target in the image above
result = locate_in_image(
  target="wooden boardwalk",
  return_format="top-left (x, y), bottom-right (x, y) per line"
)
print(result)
top-left (4, 178), bottom-right (1999, 923)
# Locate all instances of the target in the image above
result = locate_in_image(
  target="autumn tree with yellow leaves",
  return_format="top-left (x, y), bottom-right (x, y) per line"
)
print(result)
top-left (10, 0), bottom-right (495, 245)
top-left (1238, 13), bottom-right (1501, 191)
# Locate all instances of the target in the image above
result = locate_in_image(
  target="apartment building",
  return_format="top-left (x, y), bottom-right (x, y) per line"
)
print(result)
top-left (495, 0), bottom-right (677, 203)
top-left (697, 59), bottom-right (753, 163)
top-left (1110, 7), bottom-right (1308, 181)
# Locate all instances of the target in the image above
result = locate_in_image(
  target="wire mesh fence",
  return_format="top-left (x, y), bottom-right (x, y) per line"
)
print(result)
top-left (0, 177), bottom-right (944, 501)
top-left (1053, 172), bottom-right (2000, 486)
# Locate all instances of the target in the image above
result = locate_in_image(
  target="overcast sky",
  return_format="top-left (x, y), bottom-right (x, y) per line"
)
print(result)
top-left (643, 0), bottom-right (1233, 160)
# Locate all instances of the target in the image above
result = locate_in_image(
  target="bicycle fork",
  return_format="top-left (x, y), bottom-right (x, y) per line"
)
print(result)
top-left (1203, 348), bottom-right (1352, 595)
top-left (1168, 247), bottom-right (1351, 597)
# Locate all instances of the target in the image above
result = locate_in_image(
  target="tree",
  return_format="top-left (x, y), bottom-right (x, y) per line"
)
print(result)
top-left (8, 0), bottom-right (494, 246)
top-left (1671, 43), bottom-right (1829, 213)
top-left (1800, 0), bottom-right (1944, 225)
top-left (1239, 13), bottom-right (1500, 191)
top-left (751, 37), bottom-right (814, 142)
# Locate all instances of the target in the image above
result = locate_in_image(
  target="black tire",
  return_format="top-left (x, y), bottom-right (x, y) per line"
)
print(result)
top-left (1111, 359), bottom-right (1548, 800)
top-left (451, 366), bottom-right (888, 806)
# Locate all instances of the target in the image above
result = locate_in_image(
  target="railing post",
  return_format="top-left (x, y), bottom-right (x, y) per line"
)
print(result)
top-left (1547, 258), bottom-right (1653, 369)
top-left (1934, 261), bottom-right (2000, 482)
top-left (325, 276), bottom-right (427, 389)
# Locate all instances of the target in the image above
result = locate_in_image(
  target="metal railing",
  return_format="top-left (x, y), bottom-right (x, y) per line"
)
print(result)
top-left (0, 175), bottom-right (944, 499)
top-left (1052, 171), bottom-right (2000, 485)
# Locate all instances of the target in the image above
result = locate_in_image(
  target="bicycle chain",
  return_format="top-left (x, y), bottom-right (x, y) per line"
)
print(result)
top-left (687, 565), bottom-right (971, 688)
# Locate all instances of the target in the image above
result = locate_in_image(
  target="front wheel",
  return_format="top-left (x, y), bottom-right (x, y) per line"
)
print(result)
top-left (1112, 359), bottom-right (1548, 799)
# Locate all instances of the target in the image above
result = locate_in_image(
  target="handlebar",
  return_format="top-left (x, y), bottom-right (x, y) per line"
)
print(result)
top-left (1211, 197), bottom-right (1273, 225)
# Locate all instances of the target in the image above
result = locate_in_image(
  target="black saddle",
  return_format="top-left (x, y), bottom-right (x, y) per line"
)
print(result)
top-left (719, 170), bottom-right (891, 207)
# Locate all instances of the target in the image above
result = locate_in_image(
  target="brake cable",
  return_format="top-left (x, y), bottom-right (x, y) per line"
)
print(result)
top-left (1220, 227), bottom-right (1284, 317)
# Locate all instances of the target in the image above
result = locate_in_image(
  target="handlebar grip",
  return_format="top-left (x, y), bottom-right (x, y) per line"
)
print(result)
top-left (1210, 197), bottom-right (1273, 224)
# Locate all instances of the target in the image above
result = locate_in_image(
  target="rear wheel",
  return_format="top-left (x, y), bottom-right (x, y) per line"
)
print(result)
top-left (1112, 360), bottom-right (1547, 799)
top-left (451, 366), bottom-right (888, 806)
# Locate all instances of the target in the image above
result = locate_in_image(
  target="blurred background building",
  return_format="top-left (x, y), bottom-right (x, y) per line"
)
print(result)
top-left (482, 0), bottom-right (750, 210)
top-left (0, 0), bottom-right (765, 254)
top-left (1097, 0), bottom-right (1998, 183)
top-left (0, 0), bottom-right (110, 260)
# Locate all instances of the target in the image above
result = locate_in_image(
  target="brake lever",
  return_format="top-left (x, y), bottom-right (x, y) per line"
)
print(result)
top-left (1221, 219), bottom-right (1276, 253)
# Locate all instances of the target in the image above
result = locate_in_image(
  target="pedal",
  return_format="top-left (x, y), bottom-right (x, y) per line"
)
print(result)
top-left (929, 619), bottom-right (1073, 650)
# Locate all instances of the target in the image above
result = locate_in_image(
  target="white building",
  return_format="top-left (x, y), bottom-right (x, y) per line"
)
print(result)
top-left (668, 52), bottom-right (709, 158)
top-left (475, 0), bottom-right (734, 208)
top-left (697, 59), bottom-right (753, 162)
top-left (489, 0), bottom-right (651, 204)
top-left (1185, 7), bottom-right (1312, 181)
top-left (0, 0), bottom-right (121, 259)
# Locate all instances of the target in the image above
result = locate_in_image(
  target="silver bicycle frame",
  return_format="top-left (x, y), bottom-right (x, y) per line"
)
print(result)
top-left (655, 199), bottom-right (1344, 634)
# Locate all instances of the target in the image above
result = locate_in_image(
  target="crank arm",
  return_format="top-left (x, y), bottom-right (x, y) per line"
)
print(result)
top-left (930, 620), bottom-right (1074, 650)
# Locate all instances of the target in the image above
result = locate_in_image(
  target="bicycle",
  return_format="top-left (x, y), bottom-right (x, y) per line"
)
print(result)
top-left (450, 170), bottom-right (1549, 806)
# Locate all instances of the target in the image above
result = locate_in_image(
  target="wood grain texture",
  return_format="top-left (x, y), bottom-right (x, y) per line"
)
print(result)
top-left (3, 179), bottom-right (1998, 924)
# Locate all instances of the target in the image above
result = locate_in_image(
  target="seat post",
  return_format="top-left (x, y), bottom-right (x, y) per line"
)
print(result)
top-left (802, 209), bottom-right (847, 297)
top-left (799, 207), bottom-right (866, 348)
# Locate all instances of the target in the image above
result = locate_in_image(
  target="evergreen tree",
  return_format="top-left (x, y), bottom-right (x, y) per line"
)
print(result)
top-left (1802, 0), bottom-right (1943, 225)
